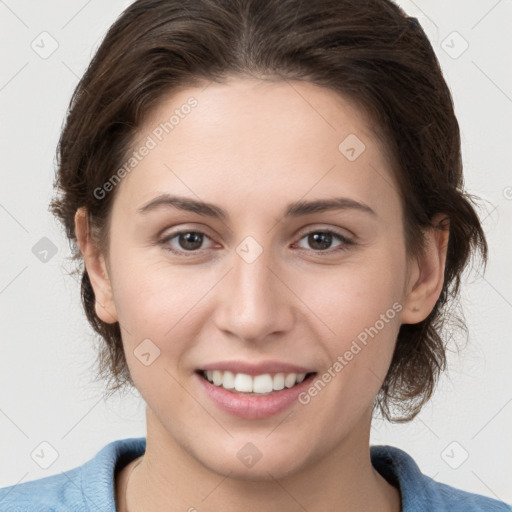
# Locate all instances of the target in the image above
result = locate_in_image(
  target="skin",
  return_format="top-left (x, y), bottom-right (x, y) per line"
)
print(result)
top-left (75, 77), bottom-right (449, 512)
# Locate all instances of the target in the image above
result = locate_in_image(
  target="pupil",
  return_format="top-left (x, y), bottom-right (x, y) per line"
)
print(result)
top-left (309, 232), bottom-right (331, 250)
top-left (179, 232), bottom-right (203, 250)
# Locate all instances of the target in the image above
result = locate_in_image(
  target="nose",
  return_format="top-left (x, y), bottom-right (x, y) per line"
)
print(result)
top-left (213, 245), bottom-right (295, 344)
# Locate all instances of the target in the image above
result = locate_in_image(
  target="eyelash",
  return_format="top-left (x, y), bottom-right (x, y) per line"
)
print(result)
top-left (158, 228), bottom-right (355, 257)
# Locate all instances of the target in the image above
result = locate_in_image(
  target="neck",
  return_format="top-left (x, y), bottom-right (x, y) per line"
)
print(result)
top-left (119, 408), bottom-right (401, 512)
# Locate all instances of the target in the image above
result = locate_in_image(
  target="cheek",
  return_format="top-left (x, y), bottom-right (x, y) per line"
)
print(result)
top-left (110, 247), bottom-right (185, 317)
top-left (298, 250), bottom-right (405, 336)
top-left (296, 270), bottom-right (404, 423)
top-left (110, 255), bottom-right (215, 361)
top-left (110, 262), bottom-right (203, 403)
top-left (296, 249), bottom-right (405, 389)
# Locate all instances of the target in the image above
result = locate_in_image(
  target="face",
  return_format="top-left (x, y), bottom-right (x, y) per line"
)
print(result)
top-left (80, 77), bottom-right (443, 480)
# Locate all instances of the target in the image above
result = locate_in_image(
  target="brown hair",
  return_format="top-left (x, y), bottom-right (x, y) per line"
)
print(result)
top-left (50, 0), bottom-right (488, 422)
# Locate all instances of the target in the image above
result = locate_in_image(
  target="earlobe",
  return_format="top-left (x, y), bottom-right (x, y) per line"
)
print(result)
top-left (74, 208), bottom-right (119, 324)
top-left (401, 214), bottom-right (450, 325)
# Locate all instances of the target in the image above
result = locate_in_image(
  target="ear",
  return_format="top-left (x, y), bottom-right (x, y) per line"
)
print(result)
top-left (74, 207), bottom-right (119, 324)
top-left (401, 213), bottom-right (450, 324)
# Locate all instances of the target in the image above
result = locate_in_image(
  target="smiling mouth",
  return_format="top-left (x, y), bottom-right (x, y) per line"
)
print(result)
top-left (195, 369), bottom-right (317, 395)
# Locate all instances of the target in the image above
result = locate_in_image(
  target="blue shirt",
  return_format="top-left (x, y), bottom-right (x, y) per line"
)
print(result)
top-left (0, 437), bottom-right (509, 511)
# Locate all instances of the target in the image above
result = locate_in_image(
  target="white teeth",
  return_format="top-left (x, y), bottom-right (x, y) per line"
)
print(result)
top-left (273, 373), bottom-right (285, 391)
top-left (296, 373), bottom-right (306, 384)
top-left (212, 370), bottom-right (223, 386)
top-left (234, 373), bottom-right (253, 392)
top-left (202, 370), bottom-right (309, 393)
top-left (222, 371), bottom-right (235, 389)
top-left (253, 374), bottom-right (273, 393)
top-left (284, 373), bottom-right (297, 388)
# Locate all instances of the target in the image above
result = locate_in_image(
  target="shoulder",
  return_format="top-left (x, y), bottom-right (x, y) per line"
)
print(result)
top-left (0, 437), bottom-right (146, 512)
top-left (0, 466), bottom-right (83, 512)
top-left (371, 445), bottom-right (511, 512)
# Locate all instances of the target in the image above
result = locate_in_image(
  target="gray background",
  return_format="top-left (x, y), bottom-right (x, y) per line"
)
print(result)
top-left (1, 0), bottom-right (511, 503)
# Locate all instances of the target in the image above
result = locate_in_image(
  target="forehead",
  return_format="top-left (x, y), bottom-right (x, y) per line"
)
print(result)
top-left (139, 78), bottom-right (382, 155)
top-left (115, 78), bottom-right (400, 220)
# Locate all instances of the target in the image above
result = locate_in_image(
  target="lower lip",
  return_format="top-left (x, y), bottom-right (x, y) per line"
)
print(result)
top-left (195, 371), bottom-right (317, 420)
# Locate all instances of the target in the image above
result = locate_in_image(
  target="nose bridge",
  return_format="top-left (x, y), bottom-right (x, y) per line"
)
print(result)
top-left (214, 238), bottom-right (293, 341)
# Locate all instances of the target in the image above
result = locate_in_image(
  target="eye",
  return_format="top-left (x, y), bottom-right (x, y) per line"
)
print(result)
top-left (158, 227), bottom-right (355, 257)
top-left (159, 230), bottom-right (215, 255)
top-left (294, 229), bottom-right (354, 254)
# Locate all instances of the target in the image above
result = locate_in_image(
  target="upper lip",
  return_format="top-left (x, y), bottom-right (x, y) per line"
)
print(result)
top-left (198, 360), bottom-right (315, 376)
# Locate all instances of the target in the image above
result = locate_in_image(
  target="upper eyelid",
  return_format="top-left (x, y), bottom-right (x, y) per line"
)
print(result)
top-left (295, 224), bottom-right (354, 240)
top-left (161, 224), bottom-right (353, 239)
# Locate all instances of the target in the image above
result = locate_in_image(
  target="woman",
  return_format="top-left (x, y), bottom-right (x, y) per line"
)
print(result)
top-left (0, 0), bottom-right (509, 510)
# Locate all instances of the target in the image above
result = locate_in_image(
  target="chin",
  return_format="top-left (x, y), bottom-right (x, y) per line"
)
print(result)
top-left (196, 442), bottom-right (310, 482)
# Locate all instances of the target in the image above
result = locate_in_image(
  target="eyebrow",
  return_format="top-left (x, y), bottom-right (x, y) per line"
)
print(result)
top-left (137, 193), bottom-right (377, 219)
